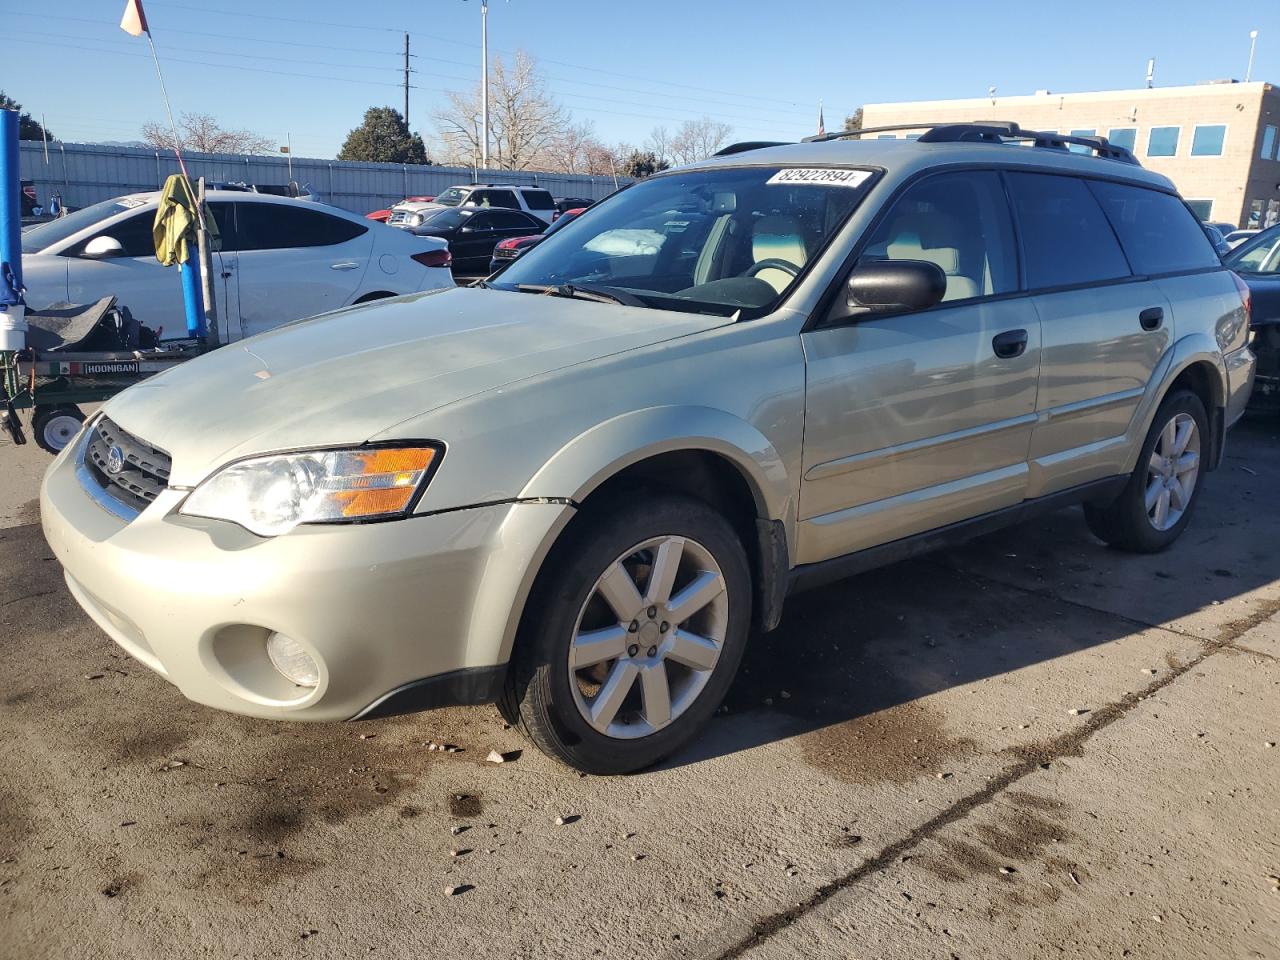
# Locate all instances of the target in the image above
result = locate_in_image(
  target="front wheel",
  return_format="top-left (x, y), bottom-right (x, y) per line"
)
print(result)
top-left (1084, 389), bottom-right (1207, 552)
top-left (504, 495), bottom-right (752, 774)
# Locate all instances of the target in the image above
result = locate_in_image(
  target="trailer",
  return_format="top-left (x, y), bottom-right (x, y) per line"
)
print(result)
top-left (2, 298), bottom-right (202, 453)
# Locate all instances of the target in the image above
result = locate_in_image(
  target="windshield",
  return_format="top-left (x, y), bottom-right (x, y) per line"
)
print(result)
top-left (1226, 224), bottom-right (1280, 274)
top-left (21, 196), bottom-right (150, 254)
top-left (433, 187), bottom-right (468, 207)
top-left (423, 208), bottom-right (470, 229)
top-left (491, 166), bottom-right (874, 316)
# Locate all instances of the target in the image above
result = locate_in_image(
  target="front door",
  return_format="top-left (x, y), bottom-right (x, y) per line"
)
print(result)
top-left (797, 170), bottom-right (1040, 564)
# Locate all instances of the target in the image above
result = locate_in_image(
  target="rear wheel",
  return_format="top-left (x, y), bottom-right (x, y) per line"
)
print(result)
top-left (504, 495), bottom-right (751, 774)
top-left (32, 405), bottom-right (85, 455)
top-left (1084, 389), bottom-right (1207, 552)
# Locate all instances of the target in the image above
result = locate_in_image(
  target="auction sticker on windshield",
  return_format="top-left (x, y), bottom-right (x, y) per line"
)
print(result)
top-left (767, 168), bottom-right (872, 187)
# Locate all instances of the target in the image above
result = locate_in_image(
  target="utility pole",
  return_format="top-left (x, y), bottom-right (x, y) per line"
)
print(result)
top-left (403, 32), bottom-right (410, 123)
top-left (1246, 30), bottom-right (1258, 83)
top-left (480, 0), bottom-right (489, 169)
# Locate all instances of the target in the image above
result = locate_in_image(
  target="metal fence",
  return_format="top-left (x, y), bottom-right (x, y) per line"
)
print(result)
top-left (18, 141), bottom-right (629, 215)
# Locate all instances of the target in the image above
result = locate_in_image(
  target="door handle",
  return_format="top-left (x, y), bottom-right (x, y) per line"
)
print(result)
top-left (1139, 306), bottom-right (1164, 331)
top-left (992, 328), bottom-right (1028, 359)
top-left (331, 262), bottom-right (360, 271)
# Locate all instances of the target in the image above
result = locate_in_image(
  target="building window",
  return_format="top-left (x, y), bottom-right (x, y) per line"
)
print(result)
top-left (1147, 126), bottom-right (1180, 157)
top-left (1108, 127), bottom-right (1138, 151)
top-left (876, 134), bottom-right (897, 140)
top-left (1190, 125), bottom-right (1227, 157)
top-left (1263, 125), bottom-right (1278, 160)
top-left (1184, 199), bottom-right (1214, 220)
top-left (1067, 129), bottom-right (1096, 154)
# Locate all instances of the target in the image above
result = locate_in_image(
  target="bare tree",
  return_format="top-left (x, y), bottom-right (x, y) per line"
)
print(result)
top-left (668, 117), bottom-right (733, 165)
top-left (545, 120), bottom-right (598, 174)
top-left (435, 51), bottom-right (568, 170)
top-left (645, 126), bottom-right (672, 168)
top-left (142, 112), bottom-right (274, 155)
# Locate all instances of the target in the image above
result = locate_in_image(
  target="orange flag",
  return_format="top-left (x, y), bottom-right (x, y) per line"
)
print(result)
top-left (119, 0), bottom-right (150, 37)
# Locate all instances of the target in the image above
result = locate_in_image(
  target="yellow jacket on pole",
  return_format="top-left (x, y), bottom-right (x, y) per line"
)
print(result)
top-left (152, 174), bottom-right (218, 266)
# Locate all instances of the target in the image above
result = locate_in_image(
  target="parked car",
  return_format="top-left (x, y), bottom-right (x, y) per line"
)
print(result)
top-left (1225, 229), bottom-right (1260, 248)
top-left (20, 191), bottom-right (453, 340)
top-left (489, 207), bottom-right (586, 273)
top-left (368, 196), bottom-right (435, 223)
top-left (553, 197), bottom-right (594, 220)
top-left (391, 205), bottom-right (546, 275)
top-left (42, 123), bottom-right (1255, 774)
top-left (1204, 221), bottom-right (1236, 237)
top-left (388, 184), bottom-right (557, 227)
top-left (1202, 223), bottom-right (1230, 258)
top-left (1224, 222), bottom-right (1280, 412)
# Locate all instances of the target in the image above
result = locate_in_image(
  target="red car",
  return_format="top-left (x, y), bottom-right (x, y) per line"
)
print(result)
top-left (488, 207), bottom-right (586, 273)
top-left (367, 196), bottom-right (435, 223)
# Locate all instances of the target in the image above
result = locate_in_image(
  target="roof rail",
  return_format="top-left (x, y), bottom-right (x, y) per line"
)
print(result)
top-left (713, 140), bottom-right (792, 157)
top-left (804, 120), bottom-right (1139, 165)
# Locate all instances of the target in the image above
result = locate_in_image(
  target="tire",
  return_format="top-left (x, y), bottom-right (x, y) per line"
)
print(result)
top-left (503, 495), bottom-right (752, 775)
top-left (1084, 389), bottom-right (1208, 553)
top-left (32, 405), bottom-right (85, 455)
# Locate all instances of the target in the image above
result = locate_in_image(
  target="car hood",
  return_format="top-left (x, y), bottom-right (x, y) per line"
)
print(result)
top-left (102, 287), bottom-right (733, 485)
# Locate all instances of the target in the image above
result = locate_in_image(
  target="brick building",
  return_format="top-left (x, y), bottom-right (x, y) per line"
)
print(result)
top-left (861, 81), bottom-right (1280, 229)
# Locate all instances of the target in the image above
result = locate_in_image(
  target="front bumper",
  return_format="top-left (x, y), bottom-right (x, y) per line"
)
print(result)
top-left (40, 433), bottom-right (572, 722)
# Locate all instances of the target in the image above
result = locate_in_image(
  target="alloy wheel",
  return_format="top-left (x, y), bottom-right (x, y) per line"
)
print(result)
top-left (1145, 412), bottom-right (1200, 531)
top-left (568, 535), bottom-right (728, 740)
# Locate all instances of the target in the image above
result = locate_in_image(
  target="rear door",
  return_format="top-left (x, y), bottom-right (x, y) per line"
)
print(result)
top-left (229, 201), bottom-right (374, 337)
top-left (1010, 173), bottom-right (1216, 496)
top-left (798, 170), bottom-right (1041, 563)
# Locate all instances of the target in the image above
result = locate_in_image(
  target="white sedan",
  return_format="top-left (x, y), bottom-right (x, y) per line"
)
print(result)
top-left (19, 191), bottom-right (453, 340)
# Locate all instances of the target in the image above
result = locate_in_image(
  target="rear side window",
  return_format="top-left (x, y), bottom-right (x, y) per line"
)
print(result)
top-left (858, 170), bottom-right (1018, 302)
top-left (1006, 173), bottom-right (1131, 289)
top-left (520, 189), bottom-right (555, 209)
top-left (235, 203), bottom-right (367, 250)
top-left (1087, 181), bottom-right (1220, 275)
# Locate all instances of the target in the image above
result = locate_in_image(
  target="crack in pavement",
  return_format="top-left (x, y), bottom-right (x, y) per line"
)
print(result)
top-left (695, 592), bottom-right (1280, 960)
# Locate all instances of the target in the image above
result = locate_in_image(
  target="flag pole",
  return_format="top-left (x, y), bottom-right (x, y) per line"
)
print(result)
top-left (142, 31), bottom-right (190, 183)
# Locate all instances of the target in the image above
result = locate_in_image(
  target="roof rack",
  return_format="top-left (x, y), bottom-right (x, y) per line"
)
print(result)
top-left (801, 120), bottom-right (1140, 165)
top-left (713, 141), bottom-right (791, 157)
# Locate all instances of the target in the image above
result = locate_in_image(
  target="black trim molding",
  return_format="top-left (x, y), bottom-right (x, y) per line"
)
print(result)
top-left (351, 664), bottom-right (508, 720)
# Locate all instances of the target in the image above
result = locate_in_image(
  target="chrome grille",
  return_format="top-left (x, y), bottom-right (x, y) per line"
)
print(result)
top-left (387, 210), bottom-right (413, 225)
top-left (83, 416), bottom-right (172, 513)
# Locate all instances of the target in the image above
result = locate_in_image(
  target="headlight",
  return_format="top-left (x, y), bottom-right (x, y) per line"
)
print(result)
top-left (180, 445), bottom-right (440, 537)
top-left (409, 213), bottom-right (424, 226)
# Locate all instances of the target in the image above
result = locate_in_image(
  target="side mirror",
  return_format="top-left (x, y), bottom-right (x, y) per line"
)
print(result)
top-left (459, 225), bottom-right (475, 234)
top-left (843, 259), bottom-right (947, 316)
top-left (82, 235), bottom-right (127, 259)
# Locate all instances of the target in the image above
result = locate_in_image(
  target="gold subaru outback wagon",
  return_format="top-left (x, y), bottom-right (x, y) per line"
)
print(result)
top-left (42, 122), bottom-right (1256, 773)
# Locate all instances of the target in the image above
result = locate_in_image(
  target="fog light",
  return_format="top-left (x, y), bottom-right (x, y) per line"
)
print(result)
top-left (266, 633), bottom-right (320, 687)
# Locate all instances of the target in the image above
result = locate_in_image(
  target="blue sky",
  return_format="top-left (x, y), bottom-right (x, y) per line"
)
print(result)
top-left (4, 0), bottom-right (1275, 159)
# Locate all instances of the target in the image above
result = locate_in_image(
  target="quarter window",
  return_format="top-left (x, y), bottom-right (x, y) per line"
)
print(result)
top-left (858, 170), bottom-right (1017, 302)
top-left (1005, 172), bottom-right (1131, 289)
top-left (1190, 125), bottom-right (1227, 157)
top-left (234, 203), bottom-right (367, 250)
top-left (1262, 125), bottom-right (1278, 160)
top-left (1088, 182), bottom-right (1220, 275)
top-left (1147, 127), bottom-right (1180, 157)
top-left (1107, 127), bottom-right (1138, 152)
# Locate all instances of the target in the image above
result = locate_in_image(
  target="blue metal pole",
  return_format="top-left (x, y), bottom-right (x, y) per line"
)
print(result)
top-left (0, 110), bottom-right (21, 291)
top-left (179, 258), bottom-right (205, 338)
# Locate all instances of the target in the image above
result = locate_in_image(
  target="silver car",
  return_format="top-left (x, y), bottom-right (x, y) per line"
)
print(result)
top-left (41, 123), bottom-right (1256, 773)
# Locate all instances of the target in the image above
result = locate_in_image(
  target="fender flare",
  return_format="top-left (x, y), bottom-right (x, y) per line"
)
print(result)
top-left (1122, 334), bottom-right (1228, 474)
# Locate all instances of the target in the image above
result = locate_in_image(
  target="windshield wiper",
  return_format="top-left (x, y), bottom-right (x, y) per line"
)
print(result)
top-left (515, 283), bottom-right (646, 307)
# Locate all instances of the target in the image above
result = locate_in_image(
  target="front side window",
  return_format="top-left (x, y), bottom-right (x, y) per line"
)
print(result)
top-left (492, 165), bottom-right (875, 316)
top-left (235, 204), bottom-right (367, 250)
top-left (24, 198), bottom-right (147, 254)
top-left (1006, 172), bottom-right (1131, 289)
top-left (1148, 127), bottom-right (1180, 157)
top-left (857, 170), bottom-right (1017, 302)
top-left (1108, 128), bottom-right (1138, 152)
top-left (1261, 125), bottom-right (1277, 160)
top-left (1088, 182), bottom-right (1219, 275)
top-left (1190, 125), bottom-right (1227, 157)
top-left (468, 189), bottom-right (519, 209)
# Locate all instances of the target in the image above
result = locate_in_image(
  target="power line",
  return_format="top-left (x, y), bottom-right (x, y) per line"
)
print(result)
top-left (144, 0), bottom-right (407, 33)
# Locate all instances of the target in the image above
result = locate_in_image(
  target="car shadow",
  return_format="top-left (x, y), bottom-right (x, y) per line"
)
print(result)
top-left (661, 416), bottom-right (1280, 771)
